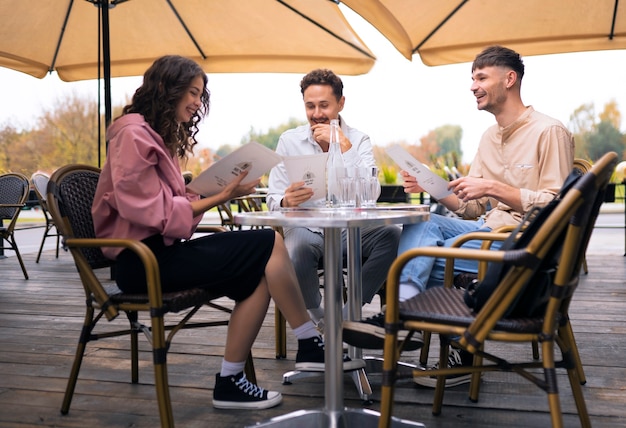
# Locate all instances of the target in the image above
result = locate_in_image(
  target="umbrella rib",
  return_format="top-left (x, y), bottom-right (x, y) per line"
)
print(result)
top-left (50, 0), bottom-right (76, 74)
top-left (413, 0), bottom-right (469, 55)
top-left (166, 0), bottom-right (207, 59)
top-left (610, 0), bottom-right (619, 39)
top-left (277, 0), bottom-right (375, 60)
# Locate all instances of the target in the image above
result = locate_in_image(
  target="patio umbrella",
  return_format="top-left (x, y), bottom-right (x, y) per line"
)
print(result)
top-left (341, 0), bottom-right (626, 65)
top-left (0, 0), bottom-right (375, 160)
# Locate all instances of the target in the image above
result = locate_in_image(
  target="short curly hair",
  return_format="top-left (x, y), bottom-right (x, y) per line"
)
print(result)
top-left (300, 68), bottom-right (343, 101)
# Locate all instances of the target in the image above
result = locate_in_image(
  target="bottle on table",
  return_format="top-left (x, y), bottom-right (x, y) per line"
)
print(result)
top-left (326, 119), bottom-right (345, 208)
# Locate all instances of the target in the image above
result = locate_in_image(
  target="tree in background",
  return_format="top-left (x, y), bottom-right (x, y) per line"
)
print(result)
top-left (0, 123), bottom-right (26, 174)
top-left (2, 94), bottom-right (623, 180)
top-left (570, 100), bottom-right (625, 161)
top-left (241, 118), bottom-right (306, 151)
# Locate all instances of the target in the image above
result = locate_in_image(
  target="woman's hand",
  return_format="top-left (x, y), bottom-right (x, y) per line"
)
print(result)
top-left (190, 171), bottom-right (259, 217)
top-left (221, 170), bottom-right (260, 201)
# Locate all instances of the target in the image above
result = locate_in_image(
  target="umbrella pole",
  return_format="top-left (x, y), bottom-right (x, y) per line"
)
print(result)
top-left (100, 0), bottom-right (112, 158)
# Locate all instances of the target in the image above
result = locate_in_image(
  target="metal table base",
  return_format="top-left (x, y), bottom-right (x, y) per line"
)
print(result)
top-left (246, 408), bottom-right (425, 428)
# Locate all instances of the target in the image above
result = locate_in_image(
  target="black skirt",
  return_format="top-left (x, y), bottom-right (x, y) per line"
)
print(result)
top-left (115, 229), bottom-right (276, 302)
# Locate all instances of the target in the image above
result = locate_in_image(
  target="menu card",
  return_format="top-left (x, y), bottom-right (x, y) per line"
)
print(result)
top-left (187, 142), bottom-right (282, 197)
top-left (385, 145), bottom-right (453, 200)
top-left (282, 153), bottom-right (328, 204)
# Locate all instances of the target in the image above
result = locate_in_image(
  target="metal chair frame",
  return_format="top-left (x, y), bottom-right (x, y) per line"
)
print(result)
top-left (47, 164), bottom-right (255, 428)
top-left (0, 172), bottom-right (30, 279)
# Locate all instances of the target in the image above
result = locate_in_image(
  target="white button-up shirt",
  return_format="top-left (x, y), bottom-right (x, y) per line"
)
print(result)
top-left (267, 116), bottom-right (377, 212)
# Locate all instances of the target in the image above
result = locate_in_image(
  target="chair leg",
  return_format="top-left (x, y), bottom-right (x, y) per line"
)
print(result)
top-left (6, 235), bottom-right (28, 279)
top-left (541, 340), bottom-right (566, 428)
top-left (468, 345), bottom-right (484, 403)
top-left (567, 364), bottom-right (592, 428)
top-left (532, 339), bottom-right (540, 360)
top-left (127, 312), bottom-right (140, 383)
top-left (431, 340), bottom-right (451, 416)
top-left (61, 307), bottom-right (94, 415)
top-left (150, 314), bottom-right (175, 428)
top-left (35, 228), bottom-right (47, 263)
top-left (419, 331), bottom-right (432, 366)
top-left (275, 310), bottom-right (287, 359)
top-left (561, 321), bottom-right (586, 384)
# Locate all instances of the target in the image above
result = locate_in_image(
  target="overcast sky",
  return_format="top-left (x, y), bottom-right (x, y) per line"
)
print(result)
top-left (2, 8), bottom-right (625, 163)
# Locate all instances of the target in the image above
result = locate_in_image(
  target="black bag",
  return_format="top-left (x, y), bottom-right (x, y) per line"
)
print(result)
top-left (463, 169), bottom-right (583, 318)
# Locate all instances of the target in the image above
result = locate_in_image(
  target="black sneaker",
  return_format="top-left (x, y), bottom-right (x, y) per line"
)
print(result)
top-left (413, 347), bottom-right (474, 388)
top-left (212, 371), bottom-right (282, 409)
top-left (295, 336), bottom-right (366, 372)
top-left (342, 313), bottom-right (424, 351)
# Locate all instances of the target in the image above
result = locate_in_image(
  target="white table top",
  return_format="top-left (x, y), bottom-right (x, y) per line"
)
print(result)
top-left (234, 205), bottom-right (429, 229)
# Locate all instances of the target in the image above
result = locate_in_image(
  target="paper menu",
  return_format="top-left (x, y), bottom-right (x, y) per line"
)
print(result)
top-left (187, 141), bottom-right (282, 197)
top-left (282, 153), bottom-right (328, 203)
top-left (385, 145), bottom-right (453, 200)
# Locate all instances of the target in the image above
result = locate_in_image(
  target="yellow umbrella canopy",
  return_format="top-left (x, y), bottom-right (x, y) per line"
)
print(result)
top-left (342, 0), bottom-right (626, 65)
top-left (0, 0), bottom-right (375, 80)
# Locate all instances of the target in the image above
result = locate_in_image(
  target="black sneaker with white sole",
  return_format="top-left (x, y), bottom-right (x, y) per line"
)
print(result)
top-left (342, 313), bottom-right (424, 351)
top-left (295, 336), bottom-right (366, 372)
top-left (212, 371), bottom-right (282, 409)
top-left (413, 347), bottom-right (474, 388)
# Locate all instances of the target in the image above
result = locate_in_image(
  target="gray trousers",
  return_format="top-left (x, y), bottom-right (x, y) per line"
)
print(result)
top-left (283, 225), bottom-right (401, 309)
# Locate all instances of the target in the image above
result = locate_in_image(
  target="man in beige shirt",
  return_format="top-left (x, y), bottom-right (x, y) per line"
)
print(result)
top-left (343, 45), bottom-right (574, 386)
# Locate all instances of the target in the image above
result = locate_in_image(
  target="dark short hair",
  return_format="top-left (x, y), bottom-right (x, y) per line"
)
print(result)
top-left (472, 45), bottom-right (524, 80)
top-left (300, 69), bottom-right (343, 100)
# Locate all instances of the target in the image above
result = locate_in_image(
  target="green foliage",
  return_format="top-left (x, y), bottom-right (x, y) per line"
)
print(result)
top-left (240, 117), bottom-right (306, 150)
top-left (570, 101), bottom-right (625, 162)
top-left (434, 124), bottom-right (463, 158)
top-left (380, 164), bottom-right (398, 184)
top-left (585, 120), bottom-right (626, 161)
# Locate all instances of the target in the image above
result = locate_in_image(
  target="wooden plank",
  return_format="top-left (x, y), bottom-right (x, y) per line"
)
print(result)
top-left (0, 250), bottom-right (625, 427)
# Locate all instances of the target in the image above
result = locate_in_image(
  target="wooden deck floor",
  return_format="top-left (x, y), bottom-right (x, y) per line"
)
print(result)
top-left (1, 246), bottom-right (625, 427)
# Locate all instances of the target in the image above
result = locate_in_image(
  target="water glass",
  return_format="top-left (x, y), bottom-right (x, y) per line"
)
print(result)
top-left (339, 168), bottom-right (357, 208)
top-left (357, 167), bottom-right (380, 208)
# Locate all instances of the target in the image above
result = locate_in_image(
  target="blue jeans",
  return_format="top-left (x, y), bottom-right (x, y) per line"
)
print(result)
top-left (398, 214), bottom-right (499, 295)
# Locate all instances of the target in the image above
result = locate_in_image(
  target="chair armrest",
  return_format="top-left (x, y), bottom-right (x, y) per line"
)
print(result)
top-left (444, 231), bottom-right (512, 285)
top-left (196, 225), bottom-right (229, 233)
top-left (64, 237), bottom-right (163, 320)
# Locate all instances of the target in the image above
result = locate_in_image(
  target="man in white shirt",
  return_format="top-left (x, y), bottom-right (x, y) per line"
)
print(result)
top-left (266, 69), bottom-right (415, 348)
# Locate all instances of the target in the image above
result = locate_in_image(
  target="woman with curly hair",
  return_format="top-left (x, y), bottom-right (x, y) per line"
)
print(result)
top-left (92, 55), bottom-right (350, 410)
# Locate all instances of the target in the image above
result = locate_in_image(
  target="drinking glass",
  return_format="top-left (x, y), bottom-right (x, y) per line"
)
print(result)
top-left (357, 166), bottom-right (380, 208)
top-left (338, 167), bottom-right (357, 208)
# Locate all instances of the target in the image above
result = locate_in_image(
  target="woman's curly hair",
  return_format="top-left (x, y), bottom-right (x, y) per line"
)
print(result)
top-left (121, 55), bottom-right (210, 160)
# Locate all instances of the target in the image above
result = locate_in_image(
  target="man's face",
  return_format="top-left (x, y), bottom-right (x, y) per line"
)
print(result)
top-left (470, 65), bottom-right (509, 115)
top-left (302, 84), bottom-right (344, 127)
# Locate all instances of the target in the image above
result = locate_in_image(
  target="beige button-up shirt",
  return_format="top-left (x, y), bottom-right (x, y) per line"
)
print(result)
top-left (454, 106), bottom-right (575, 230)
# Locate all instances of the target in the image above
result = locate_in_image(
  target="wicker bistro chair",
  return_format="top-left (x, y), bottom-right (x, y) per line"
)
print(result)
top-left (46, 164), bottom-right (255, 428)
top-left (30, 172), bottom-right (61, 263)
top-left (0, 172), bottom-right (30, 279)
top-left (416, 157), bottom-right (597, 378)
top-left (377, 152), bottom-right (617, 428)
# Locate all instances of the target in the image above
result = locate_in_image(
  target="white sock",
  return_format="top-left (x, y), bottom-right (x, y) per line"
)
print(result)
top-left (399, 283), bottom-right (421, 302)
top-left (220, 359), bottom-right (246, 377)
top-left (293, 320), bottom-right (319, 340)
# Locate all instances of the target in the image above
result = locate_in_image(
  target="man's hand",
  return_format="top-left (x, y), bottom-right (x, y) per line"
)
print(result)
top-left (311, 123), bottom-right (352, 153)
top-left (281, 181), bottom-right (314, 207)
top-left (400, 170), bottom-right (425, 194)
top-left (448, 176), bottom-right (487, 202)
